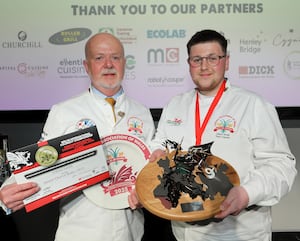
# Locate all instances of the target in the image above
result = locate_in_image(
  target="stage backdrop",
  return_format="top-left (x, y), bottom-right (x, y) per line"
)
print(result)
top-left (0, 0), bottom-right (299, 110)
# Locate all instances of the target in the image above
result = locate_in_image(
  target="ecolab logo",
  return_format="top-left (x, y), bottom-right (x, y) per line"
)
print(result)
top-left (239, 65), bottom-right (274, 76)
top-left (147, 48), bottom-right (179, 64)
top-left (147, 29), bottom-right (186, 39)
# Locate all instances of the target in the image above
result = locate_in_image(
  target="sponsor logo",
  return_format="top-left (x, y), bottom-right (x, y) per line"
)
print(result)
top-left (124, 55), bottom-right (136, 80)
top-left (273, 29), bottom-right (300, 47)
top-left (49, 28), bottom-right (92, 45)
top-left (238, 65), bottom-right (275, 78)
top-left (98, 27), bottom-right (114, 34)
top-left (0, 65), bottom-right (15, 71)
top-left (57, 58), bottom-right (87, 78)
top-left (147, 76), bottom-right (184, 86)
top-left (18, 31), bottom-right (27, 41)
top-left (2, 31), bottom-right (42, 48)
top-left (116, 28), bottom-right (137, 44)
top-left (125, 55), bottom-right (136, 70)
top-left (239, 31), bottom-right (265, 54)
top-left (283, 51), bottom-right (300, 79)
top-left (147, 48), bottom-right (179, 64)
top-left (99, 27), bottom-right (137, 44)
top-left (17, 63), bottom-right (48, 77)
top-left (0, 62), bottom-right (48, 77)
top-left (146, 29), bottom-right (186, 39)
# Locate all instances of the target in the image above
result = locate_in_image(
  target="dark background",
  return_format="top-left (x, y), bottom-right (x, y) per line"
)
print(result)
top-left (1, 108), bottom-right (299, 241)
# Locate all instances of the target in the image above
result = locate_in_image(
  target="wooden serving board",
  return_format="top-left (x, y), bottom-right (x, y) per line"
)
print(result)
top-left (136, 152), bottom-right (240, 222)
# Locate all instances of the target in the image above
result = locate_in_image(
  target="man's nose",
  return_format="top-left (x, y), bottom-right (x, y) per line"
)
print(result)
top-left (104, 56), bottom-right (113, 68)
top-left (200, 58), bottom-right (209, 69)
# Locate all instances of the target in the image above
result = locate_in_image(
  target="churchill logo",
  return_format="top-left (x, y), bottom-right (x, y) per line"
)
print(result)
top-left (49, 28), bottom-right (92, 45)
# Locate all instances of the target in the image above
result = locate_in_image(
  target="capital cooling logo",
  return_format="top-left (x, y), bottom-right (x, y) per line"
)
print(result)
top-left (147, 48), bottom-right (179, 64)
top-left (238, 65), bottom-right (275, 78)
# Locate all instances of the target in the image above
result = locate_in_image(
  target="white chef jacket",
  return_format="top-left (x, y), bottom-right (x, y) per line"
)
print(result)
top-left (150, 80), bottom-right (297, 241)
top-left (39, 88), bottom-right (155, 241)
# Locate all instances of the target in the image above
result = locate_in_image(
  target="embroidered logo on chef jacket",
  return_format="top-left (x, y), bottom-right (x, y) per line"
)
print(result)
top-left (213, 115), bottom-right (236, 138)
top-left (166, 117), bottom-right (182, 126)
top-left (39, 119), bottom-right (96, 142)
top-left (76, 119), bottom-right (96, 129)
top-left (127, 117), bottom-right (143, 135)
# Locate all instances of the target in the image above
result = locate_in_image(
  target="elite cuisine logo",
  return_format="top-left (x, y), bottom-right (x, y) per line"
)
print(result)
top-left (49, 28), bottom-right (92, 45)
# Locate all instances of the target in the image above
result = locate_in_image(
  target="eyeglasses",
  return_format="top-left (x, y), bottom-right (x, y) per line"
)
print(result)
top-left (188, 54), bottom-right (226, 67)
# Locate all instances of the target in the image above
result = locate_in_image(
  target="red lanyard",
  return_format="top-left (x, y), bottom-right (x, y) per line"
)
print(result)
top-left (195, 80), bottom-right (226, 145)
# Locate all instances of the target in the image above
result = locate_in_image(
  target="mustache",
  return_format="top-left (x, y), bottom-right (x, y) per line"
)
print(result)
top-left (101, 69), bottom-right (117, 75)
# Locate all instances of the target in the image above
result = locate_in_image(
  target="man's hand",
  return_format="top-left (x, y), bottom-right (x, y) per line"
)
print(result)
top-left (128, 149), bottom-right (166, 209)
top-left (0, 182), bottom-right (40, 212)
top-left (149, 149), bottom-right (165, 162)
top-left (214, 186), bottom-right (249, 219)
top-left (128, 188), bottom-right (142, 210)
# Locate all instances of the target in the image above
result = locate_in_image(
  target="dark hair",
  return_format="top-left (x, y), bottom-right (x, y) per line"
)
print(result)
top-left (186, 29), bottom-right (227, 55)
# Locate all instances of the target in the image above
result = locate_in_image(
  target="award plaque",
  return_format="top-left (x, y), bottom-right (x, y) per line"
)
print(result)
top-left (136, 140), bottom-right (240, 222)
top-left (83, 134), bottom-right (151, 209)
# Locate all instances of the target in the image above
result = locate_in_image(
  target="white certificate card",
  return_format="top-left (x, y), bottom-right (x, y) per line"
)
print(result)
top-left (7, 126), bottom-right (109, 212)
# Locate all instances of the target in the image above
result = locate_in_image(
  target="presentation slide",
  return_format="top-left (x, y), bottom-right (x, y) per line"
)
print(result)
top-left (0, 0), bottom-right (299, 110)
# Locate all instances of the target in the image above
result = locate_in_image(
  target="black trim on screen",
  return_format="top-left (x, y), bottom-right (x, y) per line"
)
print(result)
top-left (0, 107), bottom-right (299, 123)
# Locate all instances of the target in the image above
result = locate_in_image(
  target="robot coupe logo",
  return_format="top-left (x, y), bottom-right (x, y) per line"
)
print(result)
top-left (49, 28), bottom-right (92, 45)
top-left (147, 48), bottom-right (179, 64)
top-left (1, 31), bottom-right (42, 48)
